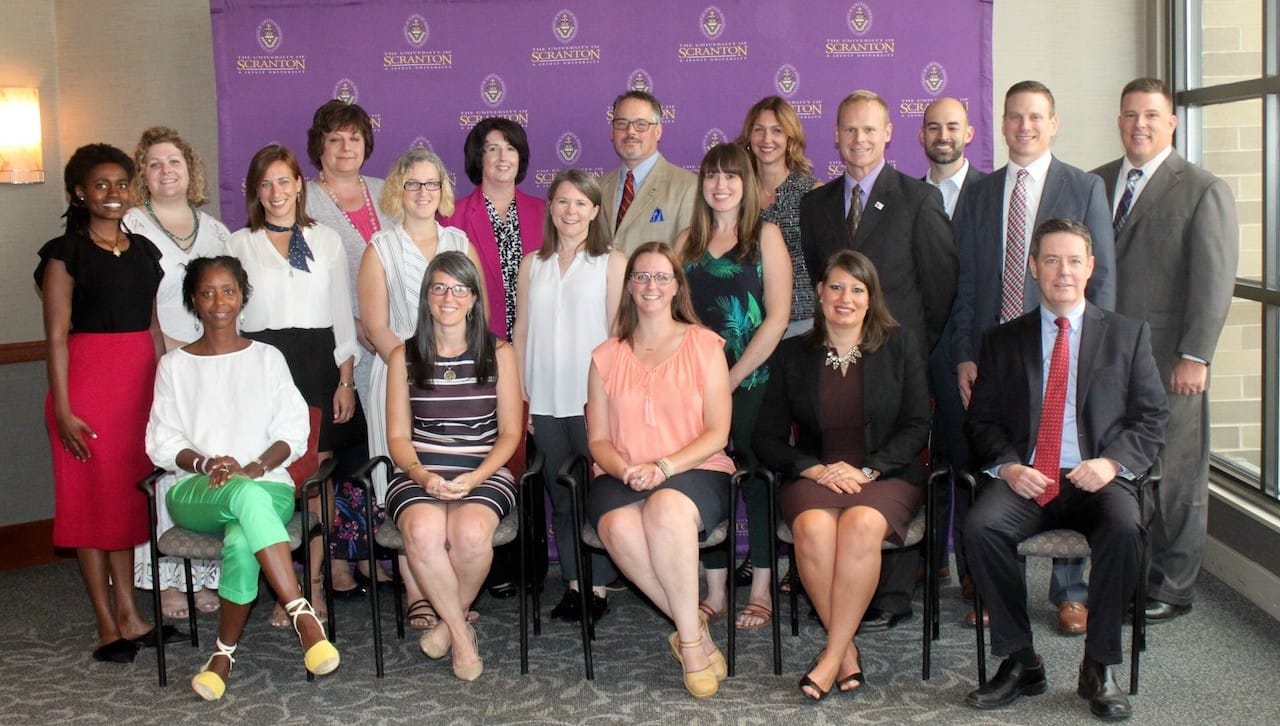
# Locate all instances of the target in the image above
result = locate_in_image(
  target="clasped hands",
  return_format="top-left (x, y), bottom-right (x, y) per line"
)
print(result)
top-left (1000, 458), bottom-right (1119, 499)
top-left (802, 460), bottom-right (872, 494)
top-left (202, 455), bottom-right (264, 488)
top-left (624, 462), bottom-right (668, 492)
top-left (412, 468), bottom-right (478, 500)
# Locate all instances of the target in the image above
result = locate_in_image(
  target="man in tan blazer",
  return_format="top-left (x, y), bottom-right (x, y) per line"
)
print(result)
top-left (599, 90), bottom-right (696, 255)
top-left (1091, 77), bottom-right (1239, 624)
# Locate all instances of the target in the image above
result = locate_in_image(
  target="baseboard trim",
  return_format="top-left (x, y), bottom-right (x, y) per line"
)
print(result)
top-left (0, 340), bottom-right (45, 365)
top-left (1204, 536), bottom-right (1280, 620)
top-left (0, 519), bottom-right (60, 571)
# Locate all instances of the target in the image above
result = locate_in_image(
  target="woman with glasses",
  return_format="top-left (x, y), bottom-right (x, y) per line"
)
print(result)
top-left (358, 149), bottom-right (485, 630)
top-left (677, 143), bottom-right (791, 633)
top-left (384, 251), bottom-right (522, 681)
top-left (513, 169), bottom-right (625, 624)
top-left (585, 242), bottom-right (735, 698)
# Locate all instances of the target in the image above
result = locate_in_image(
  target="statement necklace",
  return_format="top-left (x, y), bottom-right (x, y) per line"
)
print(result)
top-left (824, 343), bottom-right (862, 375)
top-left (317, 172), bottom-right (381, 240)
top-left (144, 200), bottom-right (200, 250)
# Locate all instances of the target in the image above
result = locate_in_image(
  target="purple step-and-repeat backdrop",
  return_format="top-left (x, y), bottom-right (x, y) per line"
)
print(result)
top-left (210, 0), bottom-right (992, 225)
top-left (210, 0), bottom-right (992, 558)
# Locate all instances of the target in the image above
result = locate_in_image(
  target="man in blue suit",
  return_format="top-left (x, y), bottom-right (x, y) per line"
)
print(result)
top-left (950, 81), bottom-right (1116, 634)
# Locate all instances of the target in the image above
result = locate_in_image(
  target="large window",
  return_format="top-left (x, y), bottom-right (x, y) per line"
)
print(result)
top-left (1176, 0), bottom-right (1279, 496)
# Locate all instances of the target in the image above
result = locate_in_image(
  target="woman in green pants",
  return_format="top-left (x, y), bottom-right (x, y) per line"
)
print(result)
top-left (145, 256), bottom-right (339, 700)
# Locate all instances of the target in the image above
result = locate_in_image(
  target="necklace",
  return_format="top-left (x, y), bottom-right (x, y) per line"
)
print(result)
top-left (317, 172), bottom-right (381, 241)
top-left (824, 343), bottom-right (862, 375)
top-left (144, 200), bottom-right (200, 250)
top-left (89, 227), bottom-right (124, 257)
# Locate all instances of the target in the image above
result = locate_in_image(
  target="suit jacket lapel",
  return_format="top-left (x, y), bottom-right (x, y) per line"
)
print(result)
top-left (1034, 158), bottom-right (1065, 228)
top-left (1119, 154), bottom-right (1181, 246)
top-left (852, 169), bottom-right (892, 246)
top-left (1021, 314), bottom-right (1045, 447)
top-left (1076, 304), bottom-right (1105, 427)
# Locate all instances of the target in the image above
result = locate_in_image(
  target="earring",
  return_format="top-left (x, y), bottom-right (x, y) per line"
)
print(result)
top-left (239, 314), bottom-right (246, 326)
top-left (466, 308), bottom-right (474, 320)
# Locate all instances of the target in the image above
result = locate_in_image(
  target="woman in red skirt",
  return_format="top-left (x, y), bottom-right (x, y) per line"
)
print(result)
top-left (37, 144), bottom-right (167, 663)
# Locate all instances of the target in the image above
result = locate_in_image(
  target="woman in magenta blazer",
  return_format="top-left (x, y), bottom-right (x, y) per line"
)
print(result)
top-left (440, 118), bottom-right (545, 342)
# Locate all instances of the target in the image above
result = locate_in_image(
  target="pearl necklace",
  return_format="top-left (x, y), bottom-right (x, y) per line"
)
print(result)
top-left (143, 200), bottom-right (200, 251)
top-left (824, 343), bottom-right (862, 375)
top-left (317, 172), bottom-right (380, 240)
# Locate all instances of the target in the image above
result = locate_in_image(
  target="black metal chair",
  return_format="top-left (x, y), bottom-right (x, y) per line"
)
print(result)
top-left (557, 454), bottom-right (742, 681)
top-left (764, 465), bottom-right (943, 679)
top-left (353, 447), bottom-right (543, 678)
top-left (138, 417), bottom-right (336, 688)
top-left (960, 461), bottom-right (1161, 694)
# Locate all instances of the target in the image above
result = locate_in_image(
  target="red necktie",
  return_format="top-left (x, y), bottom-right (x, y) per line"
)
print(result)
top-left (1033, 316), bottom-right (1070, 505)
top-left (1000, 169), bottom-right (1030, 323)
top-left (615, 170), bottom-right (635, 230)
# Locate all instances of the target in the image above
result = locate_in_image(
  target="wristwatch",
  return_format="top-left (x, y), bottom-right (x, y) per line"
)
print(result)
top-left (861, 467), bottom-right (881, 481)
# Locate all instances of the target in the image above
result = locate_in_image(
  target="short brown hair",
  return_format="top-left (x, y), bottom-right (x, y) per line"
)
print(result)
top-left (611, 90), bottom-right (663, 121)
top-left (131, 126), bottom-right (210, 206)
top-left (1005, 80), bottom-right (1056, 115)
top-left (1121, 77), bottom-right (1173, 109)
top-left (243, 144), bottom-right (315, 231)
top-left (836, 90), bottom-right (890, 124)
top-left (1029, 217), bottom-right (1093, 258)
top-left (306, 99), bottom-right (375, 171)
top-left (540, 169), bottom-right (610, 259)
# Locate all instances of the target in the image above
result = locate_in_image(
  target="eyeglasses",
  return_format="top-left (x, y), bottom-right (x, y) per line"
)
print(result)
top-left (611, 118), bottom-right (657, 132)
top-left (629, 271), bottom-right (675, 285)
top-left (427, 283), bottom-right (473, 298)
top-left (403, 180), bottom-right (443, 192)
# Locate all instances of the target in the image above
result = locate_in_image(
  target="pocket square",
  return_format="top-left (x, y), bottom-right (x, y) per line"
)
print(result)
top-left (650, 208), bottom-right (664, 222)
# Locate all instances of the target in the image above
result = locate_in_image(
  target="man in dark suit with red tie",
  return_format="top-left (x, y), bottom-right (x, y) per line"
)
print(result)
top-left (963, 218), bottom-right (1167, 721)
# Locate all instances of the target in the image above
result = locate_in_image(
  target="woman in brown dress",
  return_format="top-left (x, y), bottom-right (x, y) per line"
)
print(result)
top-left (753, 250), bottom-right (931, 701)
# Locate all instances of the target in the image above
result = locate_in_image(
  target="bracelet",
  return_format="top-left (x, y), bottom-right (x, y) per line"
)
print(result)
top-left (193, 455), bottom-right (205, 474)
top-left (655, 458), bottom-right (674, 479)
top-left (405, 462), bottom-right (422, 476)
top-left (251, 458), bottom-right (266, 472)
top-left (338, 381), bottom-right (356, 389)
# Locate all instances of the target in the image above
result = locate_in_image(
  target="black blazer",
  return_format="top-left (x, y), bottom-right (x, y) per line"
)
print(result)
top-left (798, 166), bottom-right (955, 352)
top-left (965, 303), bottom-right (1168, 477)
top-left (754, 328), bottom-right (932, 486)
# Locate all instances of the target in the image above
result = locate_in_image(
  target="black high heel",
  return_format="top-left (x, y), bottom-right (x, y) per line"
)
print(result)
top-left (836, 649), bottom-right (866, 694)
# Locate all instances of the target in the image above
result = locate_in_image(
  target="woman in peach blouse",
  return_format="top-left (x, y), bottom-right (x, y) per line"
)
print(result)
top-left (585, 241), bottom-right (734, 699)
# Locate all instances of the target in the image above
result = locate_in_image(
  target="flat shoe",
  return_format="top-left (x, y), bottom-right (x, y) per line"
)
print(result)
top-left (668, 630), bottom-right (726, 682)
top-left (735, 602), bottom-right (773, 631)
top-left (132, 624), bottom-right (185, 648)
top-left (329, 584), bottom-right (368, 600)
top-left (92, 638), bottom-right (138, 664)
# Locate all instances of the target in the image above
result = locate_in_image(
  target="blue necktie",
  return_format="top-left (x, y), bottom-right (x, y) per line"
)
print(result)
top-left (1112, 168), bottom-right (1143, 234)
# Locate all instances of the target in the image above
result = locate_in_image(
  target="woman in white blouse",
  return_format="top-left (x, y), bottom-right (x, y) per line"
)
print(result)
top-left (227, 144), bottom-right (356, 625)
top-left (125, 126), bottom-right (231, 618)
top-left (358, 148), bottom-right (484, 628)
top-left (513, 169), bottom-right (625, 622)
top-left (147, 256), bottom-right (339, 700)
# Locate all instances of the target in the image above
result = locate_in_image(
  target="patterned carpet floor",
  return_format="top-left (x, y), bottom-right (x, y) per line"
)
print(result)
top-left (2, 558), bottom-right (1278, 725)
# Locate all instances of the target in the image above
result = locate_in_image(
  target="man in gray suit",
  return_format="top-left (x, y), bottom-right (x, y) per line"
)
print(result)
top-left (1092, 77), bottom-right (1239, 623)
top-left (599, 90), bottom-right (697, 255)
top-left (950, 81), bottom-right (1116, 634)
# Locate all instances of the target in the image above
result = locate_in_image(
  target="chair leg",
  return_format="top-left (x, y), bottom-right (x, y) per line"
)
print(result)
top-left (364, 480), bottom-right (384, 679)
top-left (518, 490), bottom-right (529, 675)
top-left (563, 457), bottom-right (594, 680)
top-left (147, 498), bottom-right (167, 688)
top-left (789, 548), bottom-right (800, 637)
top-left (184, 560), bottom-right (198, 648)
top-left (767, 482), bottom-right (781, 676)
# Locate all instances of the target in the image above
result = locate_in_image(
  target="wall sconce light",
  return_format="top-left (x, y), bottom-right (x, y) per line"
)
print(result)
top-left (0, 87), bottom-right (45, 184)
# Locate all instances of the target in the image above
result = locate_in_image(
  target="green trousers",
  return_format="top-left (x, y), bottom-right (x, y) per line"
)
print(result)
top-left (166, 475), bottom-right (294, 605)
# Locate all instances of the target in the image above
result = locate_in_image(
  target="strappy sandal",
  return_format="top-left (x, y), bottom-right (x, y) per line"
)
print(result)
top-left (285, 597), bottom-right (340, 676)
top-left (407, 599), bottom-right (438, 630)
top-left (735, 602), bottom-right (773, 631)
top-left (191, 638), bottom-right (236, 701)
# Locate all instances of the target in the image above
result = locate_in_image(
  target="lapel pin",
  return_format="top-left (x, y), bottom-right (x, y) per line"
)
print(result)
top-left (874, 201), bottom-right (884, 210)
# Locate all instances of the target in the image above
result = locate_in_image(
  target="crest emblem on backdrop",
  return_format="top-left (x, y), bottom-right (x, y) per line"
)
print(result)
top-left (257, 19), bottom-right (282, 52)
top-left (482, 74), bottom-right (506, 107)
top-left (775, 64), bottom-right (799, 97)
top-left (404, 15), bottom-right (429, 47)
top-left (628, 69), bottom-right (653, 94)
top-left (921, 62), bottom-right (947, 95)
top-left (333, 79), bottom-right (358, 105)
top-left (410, 136), bottom-right (434, 152)
top-left (557, 133), bottom-right (581, 163)
top-left (848, 3), bottom-right (872, 36)
top-left (553, 9), bottom-right (578, 43)
top-left (700, 6), bottom-right (725, 40)
top-left (703, 128), bottom-right (727, 152)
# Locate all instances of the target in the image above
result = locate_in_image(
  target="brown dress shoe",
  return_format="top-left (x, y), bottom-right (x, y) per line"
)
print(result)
top-left (1058, 601), bottom-right (1087, 635)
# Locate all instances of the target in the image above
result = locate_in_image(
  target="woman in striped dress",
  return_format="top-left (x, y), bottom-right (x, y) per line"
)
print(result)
top-left (383, 251), bottom-right (522, 681)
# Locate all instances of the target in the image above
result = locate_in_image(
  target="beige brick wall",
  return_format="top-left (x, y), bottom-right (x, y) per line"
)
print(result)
top-left (1201, 0), bottom-right (1265, 473)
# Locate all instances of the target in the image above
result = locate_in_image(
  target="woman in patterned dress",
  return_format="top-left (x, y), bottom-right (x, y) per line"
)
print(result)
top-left (383, 252), bottom-right (522, 681)
top-left (677, 143), bottom-right (791, 632)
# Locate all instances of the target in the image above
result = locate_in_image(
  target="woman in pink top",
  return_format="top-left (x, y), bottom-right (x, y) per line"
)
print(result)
top-left (585, 241), bottom-right (734, 699)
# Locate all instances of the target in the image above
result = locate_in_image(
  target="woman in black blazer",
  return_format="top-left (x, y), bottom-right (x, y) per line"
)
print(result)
top-left (753, 250), bottom-right (931, 701)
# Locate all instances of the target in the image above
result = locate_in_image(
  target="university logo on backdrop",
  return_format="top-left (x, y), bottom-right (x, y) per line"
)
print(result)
top-left (236, 17), bottom-right (305, 74)
top-left (458, 74), bottom-right (529, 129)
top-left (611, 70), bottom-right (677, 124)
top-left (826, 2), bottom-right (894, 58)
top-left (773, 64), bottom-right (824, 120)
top-left (410, 136), bottom-right (434, 153)
top-left (384, 13), bottom-right (452, 71)
top-left (557, 132), bottom-right (582, 163)
top-left (703, 128), bottom-right (728, 151)
top-left (531, 7), bottom-right (601, 66)
top-left (898, 62), bottom-right (961, 120)
top-left (677, 5), bottom-right (747, 61)
top-left (333, 78), bottom-right (359, 105)
top-left (533, 131), bottom-right (600, 189)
